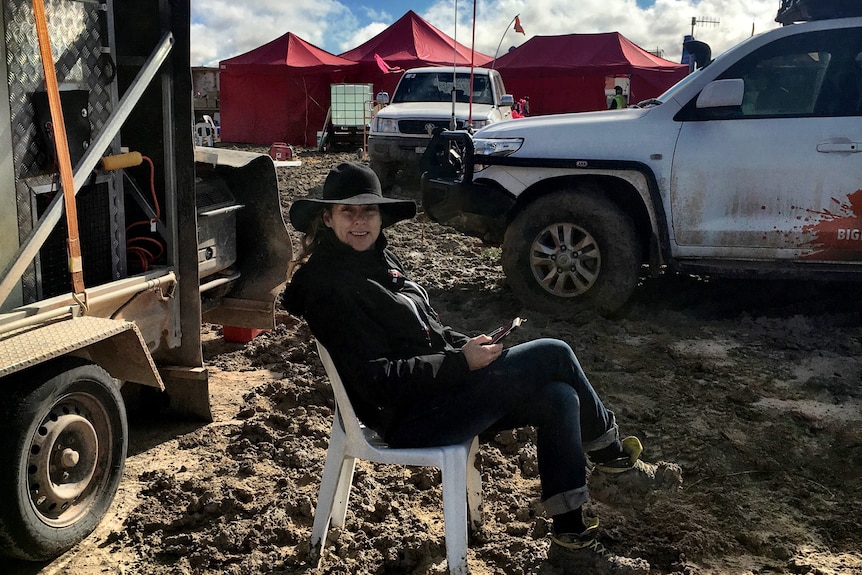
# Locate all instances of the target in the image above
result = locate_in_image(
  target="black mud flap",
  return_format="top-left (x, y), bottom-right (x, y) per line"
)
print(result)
top-left (195, 148), bottom-right (293, 330)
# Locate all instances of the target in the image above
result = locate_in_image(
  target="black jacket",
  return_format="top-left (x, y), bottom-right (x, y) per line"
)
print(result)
top-left (282, 231), bottom-right (471, 438)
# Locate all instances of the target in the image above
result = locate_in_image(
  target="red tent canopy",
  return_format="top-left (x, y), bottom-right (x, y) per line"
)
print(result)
top-left (339, 10), bottom-right (492, 96)
top-left (219, 33), bottom-right (356, 145)
top-left (495, 32), bottom-right (689, 115)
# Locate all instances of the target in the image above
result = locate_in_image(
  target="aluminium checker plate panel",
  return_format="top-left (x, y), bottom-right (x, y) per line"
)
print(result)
top-left (3, 0), bottom-right (122, 305)
top-left (0, 314), bottom-right (163, 387)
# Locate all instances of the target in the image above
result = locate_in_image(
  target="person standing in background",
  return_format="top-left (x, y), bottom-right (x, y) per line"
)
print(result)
top-left (609, 86), bottom-right (627, 109)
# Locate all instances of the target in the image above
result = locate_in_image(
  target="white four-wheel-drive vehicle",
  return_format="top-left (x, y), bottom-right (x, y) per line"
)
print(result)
top-left (369, 66), bottom-right (513, 192)
top-left (422, 3), bottom-right (862, 316)
top-left (0, 0), bottom-right (291, 561)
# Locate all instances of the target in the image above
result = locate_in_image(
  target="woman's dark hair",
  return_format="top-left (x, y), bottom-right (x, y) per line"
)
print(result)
top-left (287, 207), bottom-right (329, 281)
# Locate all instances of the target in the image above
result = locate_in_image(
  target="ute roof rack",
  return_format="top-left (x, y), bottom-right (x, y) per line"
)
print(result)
top-left (776, 0), bottom-right (862, 24)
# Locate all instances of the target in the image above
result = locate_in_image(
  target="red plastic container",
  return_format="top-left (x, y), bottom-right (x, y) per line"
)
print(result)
top-left (268, 142), bottom-right (293, 161)
top-left (223, 326), bottom-right (267, 343)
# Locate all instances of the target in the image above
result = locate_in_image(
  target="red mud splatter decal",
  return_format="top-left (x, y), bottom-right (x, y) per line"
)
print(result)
top-left (802, 189), bottom-right (862, 260)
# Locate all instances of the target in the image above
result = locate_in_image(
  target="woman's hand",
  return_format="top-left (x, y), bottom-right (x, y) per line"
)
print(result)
top-left (462, 335), bottom-right (502, 371)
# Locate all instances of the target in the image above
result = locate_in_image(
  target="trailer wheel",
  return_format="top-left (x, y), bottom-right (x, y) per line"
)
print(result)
top-left (502, 189), bottom-right (641, 317)
top-left (0, 358), bottom-right (127, 561)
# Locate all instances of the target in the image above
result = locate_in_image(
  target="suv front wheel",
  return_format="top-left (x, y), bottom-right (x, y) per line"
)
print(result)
top-left (502, 188), bottom-right (641, 316)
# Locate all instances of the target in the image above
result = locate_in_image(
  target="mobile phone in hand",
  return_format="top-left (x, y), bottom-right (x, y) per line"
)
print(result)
top-left (487, 317), bottom-right (525, 344)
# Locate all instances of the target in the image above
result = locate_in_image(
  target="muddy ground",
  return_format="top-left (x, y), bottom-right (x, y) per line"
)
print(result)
top-left (9, 148), bottom-right (862, 575)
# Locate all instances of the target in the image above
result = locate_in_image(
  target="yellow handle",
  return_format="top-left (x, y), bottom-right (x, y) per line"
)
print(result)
top-left (101, 151), bottom-right (143, 171)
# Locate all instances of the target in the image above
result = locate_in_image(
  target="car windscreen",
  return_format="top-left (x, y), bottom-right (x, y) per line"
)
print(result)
top-left (393, 72), bottom-right (493, 105)
top-left (656, 68), bottom-right (703, 105)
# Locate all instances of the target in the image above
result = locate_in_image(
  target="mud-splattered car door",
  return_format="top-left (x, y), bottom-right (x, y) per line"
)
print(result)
top-left (670, 24), bottom-right (862, 263)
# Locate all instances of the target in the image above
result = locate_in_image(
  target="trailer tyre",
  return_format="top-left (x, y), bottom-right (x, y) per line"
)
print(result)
top-left (502, 189), bottom-right (641, 317)
top-left (0, 358), bottom-right (127, 561)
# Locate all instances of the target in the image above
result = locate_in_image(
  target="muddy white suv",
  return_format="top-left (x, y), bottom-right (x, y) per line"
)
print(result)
top-left (422, 8), bottom-right (862, 316)
top-left (369, 66), bottom-right (512, 192)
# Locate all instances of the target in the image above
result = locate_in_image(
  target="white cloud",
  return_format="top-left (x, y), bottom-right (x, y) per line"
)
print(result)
top-left (428, 0), bottom-right (780, 63)
top-left (191, 0), bottom-right (355, 66)
top-left (190, 0), bottom-right (783, 67)
top-left (338, 22), bottom-right (391, 55)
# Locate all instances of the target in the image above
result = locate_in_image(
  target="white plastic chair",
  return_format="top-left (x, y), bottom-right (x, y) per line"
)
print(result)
top-left (194, 121), bottom-right (214, 146)
top-left (311, 341), bottom-right (482, 575)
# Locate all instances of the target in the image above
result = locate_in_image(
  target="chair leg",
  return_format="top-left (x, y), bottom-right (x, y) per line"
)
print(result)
top-left (466, 437), bottom-right (483, 534)
top-left (310, 425), bottom-right (350, 566)
top-left (441, 449), bottom-right (470, 575)
top-left (330, 457), bottom-right (356, 528)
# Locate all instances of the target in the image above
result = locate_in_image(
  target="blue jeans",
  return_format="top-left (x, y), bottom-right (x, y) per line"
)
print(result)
top-left (385, 338), bottom-right (619, 514)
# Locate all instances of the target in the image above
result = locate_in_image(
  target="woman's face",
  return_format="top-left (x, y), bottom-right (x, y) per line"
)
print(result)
top-left (323, 203), bottom-right (382, 251)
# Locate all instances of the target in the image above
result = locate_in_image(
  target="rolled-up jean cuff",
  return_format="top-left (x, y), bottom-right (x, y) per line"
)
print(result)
top-left (543, 485), bottom-right (590, 516)
top-left (583, 410), bottom-right (619, 453)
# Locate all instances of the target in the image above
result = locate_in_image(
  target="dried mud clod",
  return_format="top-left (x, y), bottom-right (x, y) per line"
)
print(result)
top-left (588, 460), bottom-right (684, 509)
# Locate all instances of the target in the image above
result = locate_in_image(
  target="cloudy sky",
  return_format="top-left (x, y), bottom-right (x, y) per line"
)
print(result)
top-left (190, 0), bottom-right (782, 68)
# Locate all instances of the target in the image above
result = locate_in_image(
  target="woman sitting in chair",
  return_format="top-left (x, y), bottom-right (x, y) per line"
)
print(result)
top-left (281, 162), bottom-right (681, 574)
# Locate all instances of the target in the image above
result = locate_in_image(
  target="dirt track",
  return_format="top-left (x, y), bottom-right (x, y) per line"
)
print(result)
top-left (8, 148), bottom-right (862, 575)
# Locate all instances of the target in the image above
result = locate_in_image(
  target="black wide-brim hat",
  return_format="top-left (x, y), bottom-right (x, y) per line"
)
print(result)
top-left (289, 162), bottom-right (416, 233)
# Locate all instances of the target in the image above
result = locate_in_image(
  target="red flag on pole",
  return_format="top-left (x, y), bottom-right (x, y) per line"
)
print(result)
top-left (374, 53), bottom-right (402, 74)
top-left (514, 16), bottom-right (525, 34)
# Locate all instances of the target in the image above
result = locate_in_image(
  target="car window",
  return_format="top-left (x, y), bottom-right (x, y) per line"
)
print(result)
top-left (492, 73), bottom-right (505, 103)
top-left (394, 74), bottom-right (432, 103)
top-left (441, 74), bottom-right (493, 105)
top-left (394, 73), bottom-right (493, 105)
top-left (700, 27), bottom-right (862, 118)
top-left (731, 49), bottom-right (830, 116)
top-left (471, 76), bottom-right (491, 103)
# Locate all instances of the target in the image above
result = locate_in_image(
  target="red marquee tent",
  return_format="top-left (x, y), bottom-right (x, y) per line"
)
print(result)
top-left (219, 32), bottom-right (356, 146)
top-left (494, 32), bottom-right (689, 115)
top-left (339, 10), bottom-right (492, 97)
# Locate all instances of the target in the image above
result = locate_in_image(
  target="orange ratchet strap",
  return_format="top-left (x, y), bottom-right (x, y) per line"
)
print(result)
top-left (33, 0), bottom-right (86, 296)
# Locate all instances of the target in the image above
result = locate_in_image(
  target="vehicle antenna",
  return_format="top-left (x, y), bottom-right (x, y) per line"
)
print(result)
top-left (690, 16), bottom-right (720, 38)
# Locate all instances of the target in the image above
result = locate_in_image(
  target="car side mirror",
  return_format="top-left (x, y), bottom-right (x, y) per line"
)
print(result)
top-left (500, 94), bottom-right (514, 107)
top-left (376, 91), bottom-right (390, 106)
top-left (696, 79), bottom-right (744, 109)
